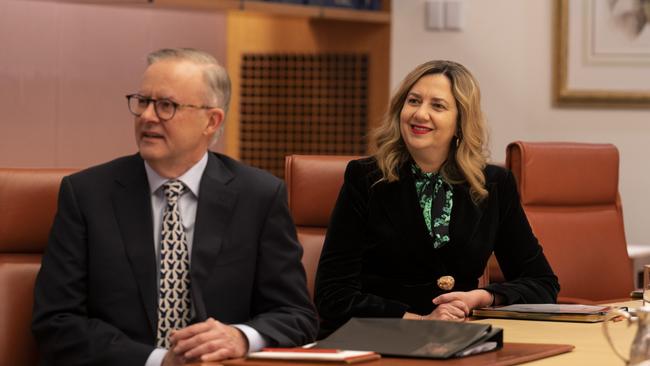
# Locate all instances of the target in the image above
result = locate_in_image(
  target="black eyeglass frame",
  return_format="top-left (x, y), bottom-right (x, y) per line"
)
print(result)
top-left (125, 94), bottom-right (217, 121)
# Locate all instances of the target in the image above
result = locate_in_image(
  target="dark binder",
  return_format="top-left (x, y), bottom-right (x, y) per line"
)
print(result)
top-left (314, 318), bottom-right (503, 359)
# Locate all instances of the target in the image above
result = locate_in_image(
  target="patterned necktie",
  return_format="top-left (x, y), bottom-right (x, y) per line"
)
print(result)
top-left (156, 180), bottom-right (192, 348)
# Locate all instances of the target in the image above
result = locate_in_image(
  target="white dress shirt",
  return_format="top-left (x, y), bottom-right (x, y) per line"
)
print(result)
top-left (144, 153), bottom-right (266, 366)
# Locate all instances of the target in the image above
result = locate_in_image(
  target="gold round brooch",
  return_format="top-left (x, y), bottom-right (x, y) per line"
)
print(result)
top-left (437, 275), bottom-right (455, 291)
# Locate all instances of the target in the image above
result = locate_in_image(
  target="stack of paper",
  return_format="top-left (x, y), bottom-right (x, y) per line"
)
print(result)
top-left (248, 348), bottom-right (380, 364)
top-left (472, 304), bottom-right (614, 322)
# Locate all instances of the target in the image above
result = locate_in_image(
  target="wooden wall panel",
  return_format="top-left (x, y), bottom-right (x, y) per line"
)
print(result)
top-left (225, 12), bottom-right (390, 165)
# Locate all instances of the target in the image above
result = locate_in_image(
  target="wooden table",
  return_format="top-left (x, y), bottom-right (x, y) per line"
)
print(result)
top-left (188, 300), bottom-right (640, 366)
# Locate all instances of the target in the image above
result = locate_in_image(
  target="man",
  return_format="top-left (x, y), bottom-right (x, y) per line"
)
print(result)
top-left (32, 48), bottom-right (318, 366)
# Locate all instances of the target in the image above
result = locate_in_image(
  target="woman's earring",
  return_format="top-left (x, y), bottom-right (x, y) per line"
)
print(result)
top-left (455, 136), bottom-right (460, 147)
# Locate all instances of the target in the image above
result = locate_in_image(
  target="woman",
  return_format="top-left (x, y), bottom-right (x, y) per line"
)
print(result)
top-left (314, 60), bottom-right (559, 338)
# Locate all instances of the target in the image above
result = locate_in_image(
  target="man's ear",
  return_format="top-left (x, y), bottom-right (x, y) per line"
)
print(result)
top-left (205, 108), bottom-right (225, 135)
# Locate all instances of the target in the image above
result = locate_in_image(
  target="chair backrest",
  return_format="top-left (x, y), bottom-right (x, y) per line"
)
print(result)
top-left (505, 141), bottom-right (633, 303)
top-left (0, 168), bottom-right (74, 365)
top-left (284, 155), bottom-right (359, 299)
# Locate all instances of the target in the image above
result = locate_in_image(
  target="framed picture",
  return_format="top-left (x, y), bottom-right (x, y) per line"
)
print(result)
top-left (555, 0), bottom-right (650, 107)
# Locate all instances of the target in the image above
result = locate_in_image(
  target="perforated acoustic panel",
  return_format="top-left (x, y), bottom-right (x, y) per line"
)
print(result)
top-left (240, 53), bottom-right (368, 178)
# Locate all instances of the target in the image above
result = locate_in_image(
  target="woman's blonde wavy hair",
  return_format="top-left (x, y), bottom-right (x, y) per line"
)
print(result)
top-left (372, 60), bottom-right (489, 204)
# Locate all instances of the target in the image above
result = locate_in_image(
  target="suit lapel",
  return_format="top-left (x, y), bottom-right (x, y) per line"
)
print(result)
top-left (111, 154), bottom-right (157, 337)
top-left (190, 153), bottom-right (237, 321)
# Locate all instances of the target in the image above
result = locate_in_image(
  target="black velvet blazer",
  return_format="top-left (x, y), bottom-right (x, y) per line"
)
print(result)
top-left (314, 157), bottom-right (559, 338)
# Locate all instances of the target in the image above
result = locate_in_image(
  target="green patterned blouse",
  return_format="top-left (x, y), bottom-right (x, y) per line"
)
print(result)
top-left (411, 163), bottom-right (453, 249)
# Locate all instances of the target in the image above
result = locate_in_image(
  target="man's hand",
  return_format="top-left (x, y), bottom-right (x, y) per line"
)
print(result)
top-left (169, 318), bottom-right (249, 362)
top-left (161, 350), bottom-right (186, 366)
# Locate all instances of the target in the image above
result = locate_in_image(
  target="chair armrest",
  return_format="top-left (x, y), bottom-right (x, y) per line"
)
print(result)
top-left (627, 244), bottom-right (650, 289)
top-left (628, 244), bottom-right (650, 258)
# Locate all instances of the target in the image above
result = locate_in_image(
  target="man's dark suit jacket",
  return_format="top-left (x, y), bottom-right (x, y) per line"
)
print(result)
top-left (314, 157), bottom-right (559, 338)
top-left (32, 152), bottom-right (318, 365)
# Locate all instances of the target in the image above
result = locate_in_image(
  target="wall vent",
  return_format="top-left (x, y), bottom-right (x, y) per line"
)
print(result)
top-left (240, 53), bottom-right (368, 178)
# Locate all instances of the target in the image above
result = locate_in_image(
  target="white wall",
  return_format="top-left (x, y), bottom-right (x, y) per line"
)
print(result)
top-left (391, 0), bottom-right (650, 246)
top-left (0, 0), bottom-right (226, 169)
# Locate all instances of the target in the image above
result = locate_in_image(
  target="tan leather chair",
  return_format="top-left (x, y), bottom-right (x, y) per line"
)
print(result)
top-left (0, 168), bottom-right (74, 365)
top-left (284, 155), bottom-right (359, 299)
top-left (505, 141), bottom-right (634, 303)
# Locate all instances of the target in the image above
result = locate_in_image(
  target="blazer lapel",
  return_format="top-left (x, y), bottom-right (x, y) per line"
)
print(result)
top-left (111, 154), bottom-right (157, 337)
top-left (379, 167), bottom-right (486, 254)
top-left (449, 183), bottom-right (485, 247)
top-left (190, 153), bottom-right (238, 321)
top-left (379, 168), bottom-right (433, 252)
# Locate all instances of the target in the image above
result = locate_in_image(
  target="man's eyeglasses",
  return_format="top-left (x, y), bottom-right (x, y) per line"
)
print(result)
top-left (126, 94), bottom-right (216, 121)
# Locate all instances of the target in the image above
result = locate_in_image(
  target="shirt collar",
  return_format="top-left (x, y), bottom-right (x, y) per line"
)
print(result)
top-left (144, 152), bottom-right (209, 197)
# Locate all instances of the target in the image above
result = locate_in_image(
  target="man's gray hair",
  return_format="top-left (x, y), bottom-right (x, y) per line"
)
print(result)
top-left (147, 48), bottom-right (231, 143)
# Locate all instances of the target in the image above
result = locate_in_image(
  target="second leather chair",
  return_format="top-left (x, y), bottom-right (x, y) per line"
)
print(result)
top-left (505, 141), bottom-right (634, 303)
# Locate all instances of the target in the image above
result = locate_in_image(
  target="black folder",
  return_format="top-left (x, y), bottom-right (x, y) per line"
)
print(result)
top-left (315, 318), bottom-right (503, 359)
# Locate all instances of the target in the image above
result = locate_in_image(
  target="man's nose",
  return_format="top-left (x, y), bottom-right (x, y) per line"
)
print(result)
top-left (140, 101), bottom-right (160, 122)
